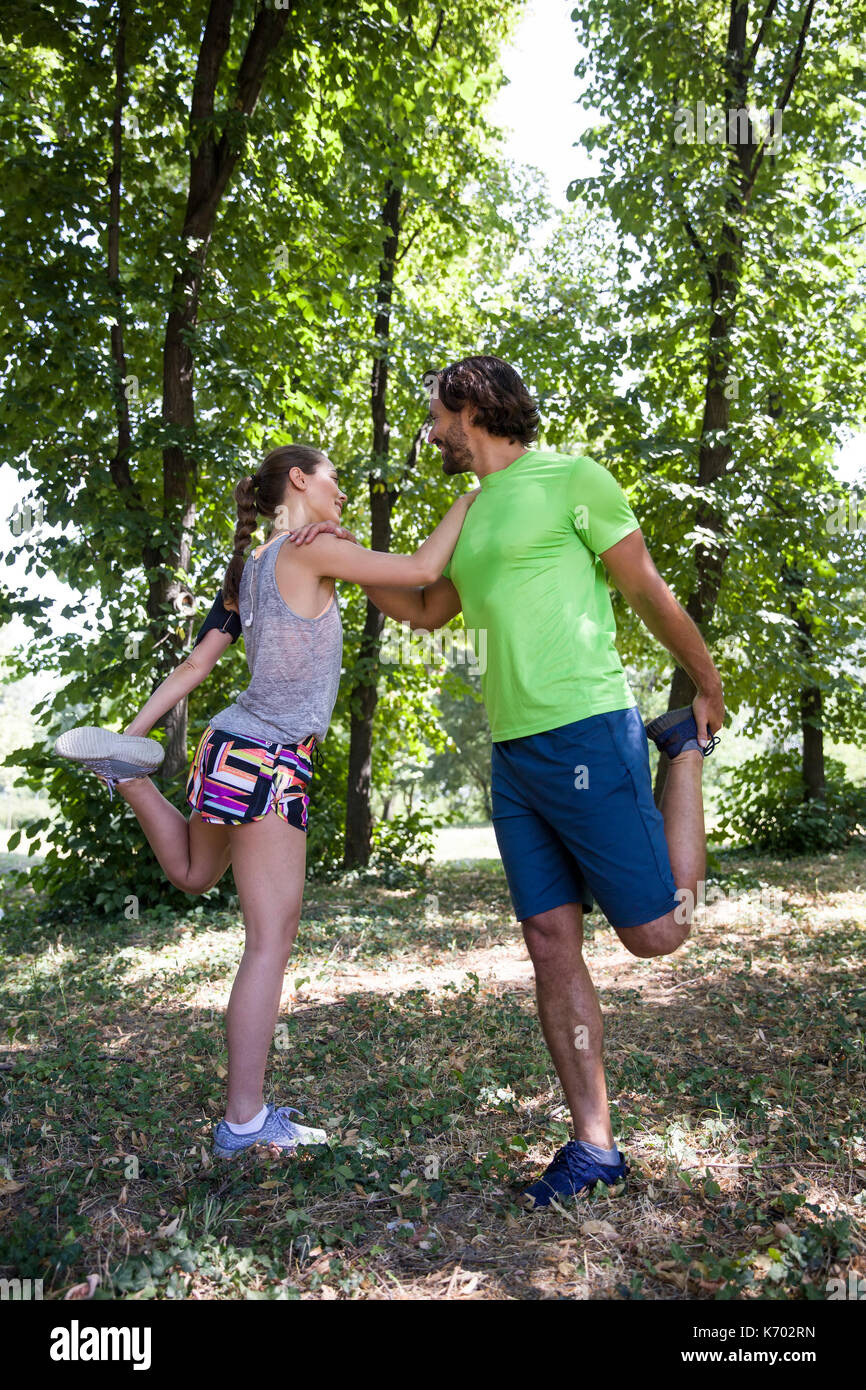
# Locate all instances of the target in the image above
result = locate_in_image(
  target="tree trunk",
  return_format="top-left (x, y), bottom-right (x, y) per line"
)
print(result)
top-left (785, 562), bottom-right (826, 803)
top-left (344, 179), bottom-right (401, 867)
top-left (102, 0), bottom-right (289, 776)
top-left (106, 0), bottom-right (164, 624)
top-left (654, 1), bottom-right (816, 804)
top-left (149, 0), bottom-right (288, 779)
top-left (108, 0), bottom-right (132, 496)
top-left (801, 681), bottom-right (825, 803)
top-left (654, 1), bottom-right (759, 804)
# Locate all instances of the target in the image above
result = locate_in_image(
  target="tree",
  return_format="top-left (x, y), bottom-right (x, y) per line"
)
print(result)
top-left (0, 0), bottom-right (545, 911)
top-left (565, 0), bottom-right (866, 800)
top-left (335, 1), bottom-right (527, 867)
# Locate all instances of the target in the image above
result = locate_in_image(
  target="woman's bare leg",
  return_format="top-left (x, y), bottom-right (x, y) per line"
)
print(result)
top-left (223, 811), bottom-right (306, 1124)
top-left (115, 778), bottom-right (231, 894)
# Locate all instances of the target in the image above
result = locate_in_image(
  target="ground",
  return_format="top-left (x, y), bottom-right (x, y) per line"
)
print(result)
top-left (0, 839), bottom-right (864, 1300)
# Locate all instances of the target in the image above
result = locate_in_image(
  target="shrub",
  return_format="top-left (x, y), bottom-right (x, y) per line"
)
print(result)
top-left (717, 752), bottom-right (866, 853)
top-left (370, 808), bottom-right (438, 887)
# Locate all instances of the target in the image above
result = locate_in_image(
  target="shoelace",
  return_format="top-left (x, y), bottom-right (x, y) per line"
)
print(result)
top-left (657, 720), bottom-right (720, 759)
top-left (273, 1106), bottom-right (303, 1134)
top-left (547, 1143), bottom-right (619, 1185)
top-left (90, 761), bottom-right (119, 802)
top-left (544, 1145), bottom-right (574, 1178)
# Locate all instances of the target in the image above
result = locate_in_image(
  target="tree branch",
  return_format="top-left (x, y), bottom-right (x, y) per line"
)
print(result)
top-left (774, 0), bottom-right (817, 114)
top-left (191, 0), bottom-right (233, 125)
top-left (107, 0), bottom-right (135, 498)
top-left (429, 7), bottom-right (445, 53)
top-left (664, 170), bottom-right (713, 283)
top-left (209, 7), bottom-right (291, 211)
top-left (746, 0), bottom-right (780, 73)
top-left (397, 422), bottom-right (427, 489)
top-left (395, 223), bottom-right (423, 264)
top-left (743, 0), bottom-right (817, 202)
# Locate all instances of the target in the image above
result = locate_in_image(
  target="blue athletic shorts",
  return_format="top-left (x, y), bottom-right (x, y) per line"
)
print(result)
top-left (491, 705), bottom-right (679, 930)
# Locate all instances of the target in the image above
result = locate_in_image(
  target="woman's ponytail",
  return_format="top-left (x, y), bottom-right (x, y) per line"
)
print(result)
top-left (222, 475), bottom-right (258, 610)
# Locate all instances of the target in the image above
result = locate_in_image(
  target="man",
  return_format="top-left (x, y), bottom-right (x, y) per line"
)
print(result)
top-left (292, 354), bottom-right (725, 1209)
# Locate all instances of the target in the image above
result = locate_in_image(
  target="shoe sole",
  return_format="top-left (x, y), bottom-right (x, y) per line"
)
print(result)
top-left (519, 1173), bottom-right (629, 1211)
top-left (54, 726), bottom-right (164, 771)
top-left (213, 1130), bottom-right (327, 1159)
top-left (213, 1139), bottom-right (299, 1160)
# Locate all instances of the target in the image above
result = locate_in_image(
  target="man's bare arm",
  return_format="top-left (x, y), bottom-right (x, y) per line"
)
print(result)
top-left (284, 519), bottom-right (463, 630)
top-left (361, 575), bottom-right (462, 631)
top-left (600, 528), bottom-right (725, 735)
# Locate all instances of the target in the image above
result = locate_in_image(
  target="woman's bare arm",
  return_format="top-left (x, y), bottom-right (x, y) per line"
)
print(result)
top-left (296, 490), bottom-right (477, 587)
top-left (123, 628), bottom-right (234, 737)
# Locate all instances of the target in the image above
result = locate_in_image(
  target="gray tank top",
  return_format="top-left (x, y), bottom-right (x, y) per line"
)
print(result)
top-left (210, 530), bottom-right (343, 745)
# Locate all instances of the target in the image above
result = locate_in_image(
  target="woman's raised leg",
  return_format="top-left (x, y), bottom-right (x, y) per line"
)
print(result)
top-left (223, 810), bottom-right (306, 1124)
top-left (115, 778), bottom-right (231, 894)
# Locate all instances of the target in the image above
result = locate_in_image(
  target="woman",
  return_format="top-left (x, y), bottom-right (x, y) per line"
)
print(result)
top-left (54, 444), bottom-right (476, 1158)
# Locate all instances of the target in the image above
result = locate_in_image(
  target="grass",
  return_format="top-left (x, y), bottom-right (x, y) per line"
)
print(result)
top-left (0, 842), bottom-right (864, 1301)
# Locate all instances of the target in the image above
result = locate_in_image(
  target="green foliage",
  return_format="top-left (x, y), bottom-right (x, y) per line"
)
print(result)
top-left (563, 0), bottom-right (866, 752)
top-left (4, 741), bottom-right (236, 922)
top-left (0, 0), bottom-right (533, 900)
top-left (421, 664), bottom-right (492, 821)
top-left (717, 752), bottom-right (866, 853)
top-left (305, 730), bottom-right (349, 882)
top-left (370, 806), bottom-right (438, 887)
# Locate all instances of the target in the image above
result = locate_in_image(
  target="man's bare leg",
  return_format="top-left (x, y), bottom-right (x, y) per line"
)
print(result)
top-left (615, 748), bottom-right (706, 957)
top-left (657, 748), bottom-right (706, 900)
top-left (521, 901), bottom-right (613, 1148)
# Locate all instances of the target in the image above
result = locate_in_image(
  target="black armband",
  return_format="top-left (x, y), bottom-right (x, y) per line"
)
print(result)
top-left (191, 592), bottom-right (243, 649)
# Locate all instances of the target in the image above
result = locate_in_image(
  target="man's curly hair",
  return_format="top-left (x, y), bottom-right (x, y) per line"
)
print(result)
top-left (428, 355), bottom-right (540, 445)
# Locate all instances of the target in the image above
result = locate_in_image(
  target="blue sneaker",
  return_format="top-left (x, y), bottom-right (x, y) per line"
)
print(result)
top-left (213, 1104), bottom-right (328, 1159)
top-left (520, 1140), bottom-right (629, 1211)
top-left (644, 706), bottom-right (720, 760)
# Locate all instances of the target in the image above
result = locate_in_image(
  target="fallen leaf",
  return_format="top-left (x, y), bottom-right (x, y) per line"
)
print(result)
top-left (64, 1274), bottom-right (100, 1301)
top-left (580, 1219), bottom-right (619, 1239)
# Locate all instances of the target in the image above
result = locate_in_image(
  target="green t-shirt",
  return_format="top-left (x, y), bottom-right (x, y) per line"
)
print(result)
top-left (442, 448), bottom-right (640, 742)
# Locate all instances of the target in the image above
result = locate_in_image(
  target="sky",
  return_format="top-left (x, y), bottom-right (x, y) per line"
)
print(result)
top-left (1, 0), bottom-right (863, 656)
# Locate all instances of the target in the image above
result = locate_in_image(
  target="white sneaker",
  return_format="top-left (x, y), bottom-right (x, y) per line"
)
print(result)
top-left (213, 1105), bottom-right (329, 1159)
top-left (54, 725), bottom-right (164, 800)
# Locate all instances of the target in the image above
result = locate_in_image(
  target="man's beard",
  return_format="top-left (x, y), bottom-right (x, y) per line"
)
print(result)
top-left (440, 433), bottom-right (474, 475)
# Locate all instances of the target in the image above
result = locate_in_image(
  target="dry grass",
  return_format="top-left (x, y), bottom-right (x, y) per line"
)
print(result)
top-left (1, 843), bottom-right (864, 1300)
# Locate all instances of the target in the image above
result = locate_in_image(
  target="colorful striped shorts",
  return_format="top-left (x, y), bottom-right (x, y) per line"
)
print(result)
top-left (185, 725), bottom-right (317, 830)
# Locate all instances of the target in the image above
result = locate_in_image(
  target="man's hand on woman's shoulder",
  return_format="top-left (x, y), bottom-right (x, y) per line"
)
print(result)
top-left (287, 521), bottom-right (360, 546)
